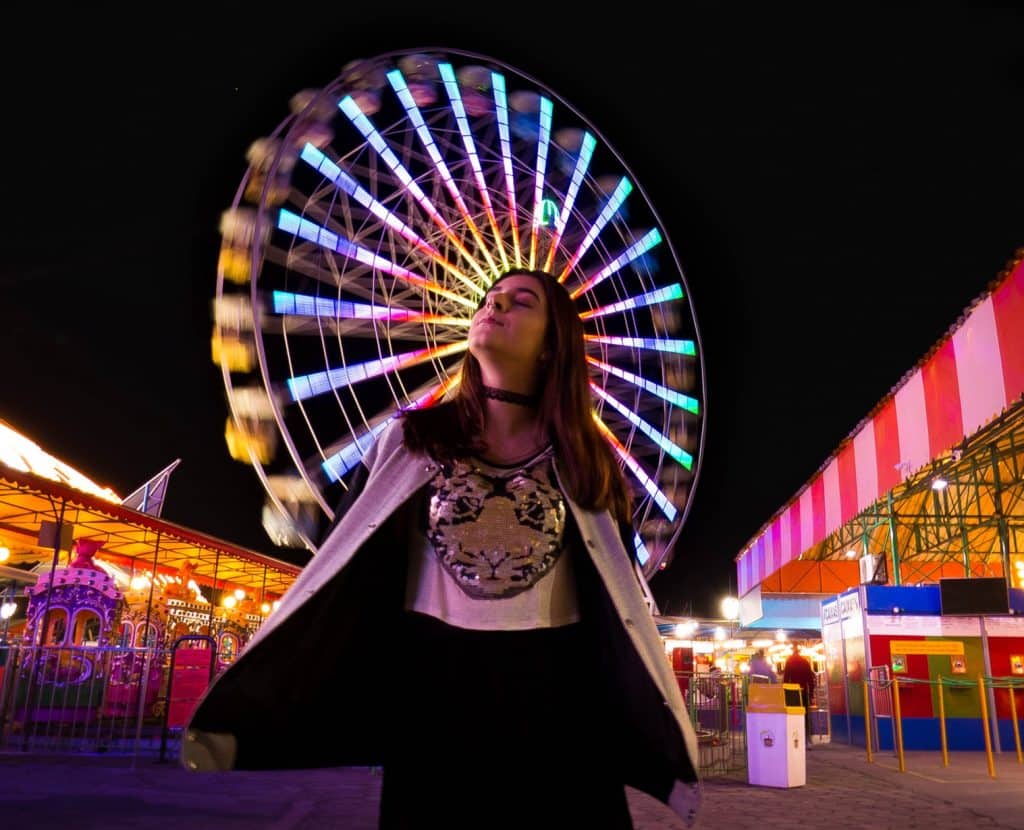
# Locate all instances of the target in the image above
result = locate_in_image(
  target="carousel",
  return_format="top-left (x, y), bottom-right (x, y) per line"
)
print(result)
top-left (8, 536), bottom-right (274, 728)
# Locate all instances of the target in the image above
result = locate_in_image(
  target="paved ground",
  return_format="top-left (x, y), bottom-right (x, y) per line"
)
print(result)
top-left (1, 741), bottom-right (1022, 828)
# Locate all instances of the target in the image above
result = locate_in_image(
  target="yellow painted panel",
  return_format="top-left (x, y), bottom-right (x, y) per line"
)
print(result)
top-left (890, 639), bottom-right (964, 656)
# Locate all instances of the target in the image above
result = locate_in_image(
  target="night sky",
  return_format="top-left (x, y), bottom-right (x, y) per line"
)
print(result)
top-left (3, 6), bottom-right (1022, 618)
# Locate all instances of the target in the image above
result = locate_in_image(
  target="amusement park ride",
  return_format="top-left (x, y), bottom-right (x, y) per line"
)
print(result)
top-left (211, 47), bottom-right (708, 586)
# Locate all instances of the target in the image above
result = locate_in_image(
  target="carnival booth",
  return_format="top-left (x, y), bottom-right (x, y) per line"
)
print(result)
top-left (822, 582), bottom-right (1024, 750)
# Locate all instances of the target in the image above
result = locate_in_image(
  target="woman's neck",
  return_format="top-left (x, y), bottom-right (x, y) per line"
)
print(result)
top-left (478, 400), bottom-right (548, 463)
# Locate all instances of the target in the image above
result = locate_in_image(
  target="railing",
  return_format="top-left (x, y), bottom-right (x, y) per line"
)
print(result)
top-left (863, 671), bottom-right (1024, 778)
top-left (0, 641), bottom-right (200, 758)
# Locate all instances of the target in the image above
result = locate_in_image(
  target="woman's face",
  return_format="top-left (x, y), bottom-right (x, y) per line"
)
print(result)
top-left (468, 273), bottom-right (550, 376)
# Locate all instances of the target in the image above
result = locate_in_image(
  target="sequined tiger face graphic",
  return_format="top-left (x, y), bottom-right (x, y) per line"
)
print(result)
top-left (427, 454), bottom-right (566, 599)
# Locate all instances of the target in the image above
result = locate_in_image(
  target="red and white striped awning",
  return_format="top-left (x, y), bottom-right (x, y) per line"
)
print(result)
top-left (737, 253), bottom-right (1024, 596)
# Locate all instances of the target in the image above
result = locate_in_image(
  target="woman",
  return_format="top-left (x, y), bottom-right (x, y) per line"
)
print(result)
top-left (183, 268), bottom-right (701, 828)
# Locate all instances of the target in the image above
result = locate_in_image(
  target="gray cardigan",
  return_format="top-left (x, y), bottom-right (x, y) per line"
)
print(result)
top-left (182, 420), bottom-right (702, 825)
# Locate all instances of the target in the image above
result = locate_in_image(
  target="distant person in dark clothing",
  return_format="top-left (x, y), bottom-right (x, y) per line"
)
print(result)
top-left (748, 649), bottom-right (778, 683)
top-left (783, 647), bottom-right (816, 742)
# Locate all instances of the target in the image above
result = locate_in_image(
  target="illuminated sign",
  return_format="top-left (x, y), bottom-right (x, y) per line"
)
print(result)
top-left (822, 591), bottom-right (861, 625)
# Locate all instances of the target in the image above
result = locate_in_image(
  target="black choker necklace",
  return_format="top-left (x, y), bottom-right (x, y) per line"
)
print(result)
top-left (482, 384), bottom-right (540, 407)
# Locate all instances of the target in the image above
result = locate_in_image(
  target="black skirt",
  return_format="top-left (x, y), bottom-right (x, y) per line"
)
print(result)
top-left (378, 611), bottom-right (633, 829)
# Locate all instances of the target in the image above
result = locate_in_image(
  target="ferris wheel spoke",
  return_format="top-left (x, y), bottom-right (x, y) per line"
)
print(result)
top-left (339, 96), bottom-right (493, 286)
top-left (299, 143), bottom-right (477, 290)
top-left (527, 95), bottom-right (554, 270)
top-left (584, 333), bottom-right (695, 356)
top-left (387, 68), bottom-right (502, 277)
top-left (569, 229), bottom-right (663, 300)
top-left (277, 209), bottom-right (476, 308)
top-left (491, 72), bottom-right (524, 267)
top-left (438, 63), bottom-right (509, 273)
top-left (285, 341), bottom-right (468, 402)
top-left (558, 177), bottom-right (632, 282)
top-left (577, 283), bottom-right (684, 320)
top-left (544, 131), bottom-right (597, 273)
top-left (590, 382), bottom-right (693, 471)
top-left (586, 355), bottom-right (699, 414)
top-left (318, 374), bottom-right (461, 483)
top-left (271, 290), bottom-right (470, 333)
top-left (592, 414), bottom-right (677, 522)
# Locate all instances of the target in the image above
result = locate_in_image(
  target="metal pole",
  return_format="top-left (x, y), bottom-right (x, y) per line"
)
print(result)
top-left (21, 500), bottom-right (67, 750)
top-left (207, 549), bottom-right (220, 634)
top-left (886, 490), bottom-right (902, 586)
top-left (978, 673), bottom-right (997, 778)
top-left (937, 675), bottom-right (949, 767)
top-left (980, 616), bottom-right (1001, 752)
top-left (1008, 680), bottom-right (1022, 764)
top-left (862, 680), bottom-right (873, 763)
top-left (892, 677), bottom-right (906, 772)
top-left (989, 444), bottom-right (1012, 582)
top-left (132, 532), bottom-right (163, 766)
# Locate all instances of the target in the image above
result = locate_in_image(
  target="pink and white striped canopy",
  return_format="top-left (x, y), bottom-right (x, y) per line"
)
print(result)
top-left (737, 255), bottom-right (1024, 596)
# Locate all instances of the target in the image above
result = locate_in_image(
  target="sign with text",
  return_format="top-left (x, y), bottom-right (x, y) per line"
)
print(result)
top-left (889, 639), bottom-right (964, 656)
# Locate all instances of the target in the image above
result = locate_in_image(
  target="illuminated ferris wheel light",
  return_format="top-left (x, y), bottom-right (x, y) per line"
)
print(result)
top-left (299, 142), bottom-right (472, 284)
top-left (388, 68), bottom-right (500, 276)
top-left (570, 228), bottom-right (663, 300)
top-left (339, 95), bottom-right (491, 284)
top-left (593, 415), bottom-right (678, 522)
top-left (578, 283), bottom-right (684, 320)
top-left (272, 291), bottom-right (469, 327)
top-left (438, 63), bottom-right (508, 272)
top-left (528, 96), bottom-right (554, 269)
top-left (587, 356), bottom-right (700, 414)
top-left (544, 131), bottom-right (596, 272)
top-left (287, 341), bottom-right (468, 402)
top-left (590, 382), bottom-right (693, 470)
top-left (559, 177), bottom-right (632, 282)
top-left (277, 209), bottom-right (477, 306)
top-left (491, 72), bottom-right (523, 266)
top-left (584, 334), bottom-right (695, 356)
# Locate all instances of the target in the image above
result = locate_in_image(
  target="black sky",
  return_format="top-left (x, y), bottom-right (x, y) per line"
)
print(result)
top-left (2, 6), bottom-right (1022, 617)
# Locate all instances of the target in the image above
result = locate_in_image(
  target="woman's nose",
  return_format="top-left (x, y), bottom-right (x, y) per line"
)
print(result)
top-left (487, 292), bottom-right (509, 311)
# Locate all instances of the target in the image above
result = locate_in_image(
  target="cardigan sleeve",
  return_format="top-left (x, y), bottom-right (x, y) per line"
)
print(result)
top-left (315, 418), bottom-right (401, 548)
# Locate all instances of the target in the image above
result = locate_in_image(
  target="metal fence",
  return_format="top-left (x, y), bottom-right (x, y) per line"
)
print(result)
top-left (1, 644), bottom-right (830, 774)
top-left (0, 641), bottom-right (189, 759)
top-left (679, 672), bottom-right (749, 774)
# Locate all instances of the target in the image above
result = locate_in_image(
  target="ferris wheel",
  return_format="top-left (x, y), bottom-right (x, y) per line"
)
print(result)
top-left (212, 47), bottom-right (706, 578)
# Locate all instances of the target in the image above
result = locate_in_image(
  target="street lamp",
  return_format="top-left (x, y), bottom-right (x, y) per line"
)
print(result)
top-left (721, 596), bottom-right (740, 621)
top-left (1, 593), bottom-right (16, 642)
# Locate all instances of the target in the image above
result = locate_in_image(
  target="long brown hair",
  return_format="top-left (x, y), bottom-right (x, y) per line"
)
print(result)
top-left (402, 268), bottom-right (633, 523)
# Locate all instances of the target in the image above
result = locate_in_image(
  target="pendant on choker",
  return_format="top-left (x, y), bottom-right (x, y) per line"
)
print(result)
top-left (481, 385), bottom-right (540, 407)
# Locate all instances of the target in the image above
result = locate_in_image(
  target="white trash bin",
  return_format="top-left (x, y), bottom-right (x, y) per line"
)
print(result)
top-left (745, 683), bottom-right (806, 788)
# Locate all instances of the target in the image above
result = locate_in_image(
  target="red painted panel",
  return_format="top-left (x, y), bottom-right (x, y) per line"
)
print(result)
top-left (789, 498), bottom-right (802, 561)
top-left (811, 476), bottom-right (826, 544)
top-left (991, 259), bottom-right (1024, 403)
top-left (837, 442), bottom-right (858, 524)
top-left (986, 636), bottom-right (1024, 720)
top-left (869, 635), bottom-right (934, 718)
top-left (873, 400), bottom-right (901, 494)
top-left (921, 339), bottom-right (964, 457)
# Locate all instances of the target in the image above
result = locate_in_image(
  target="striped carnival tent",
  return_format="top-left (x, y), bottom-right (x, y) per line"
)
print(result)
top-left (735, 249), bottom-right (1024, 621)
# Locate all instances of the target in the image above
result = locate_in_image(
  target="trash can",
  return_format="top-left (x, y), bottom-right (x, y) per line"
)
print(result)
top-left (745, 682), bottom-right (806, 788)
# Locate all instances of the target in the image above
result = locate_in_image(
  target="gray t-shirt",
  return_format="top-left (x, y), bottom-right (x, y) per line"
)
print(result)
top-left (404, 447), bottom-right (581, 630)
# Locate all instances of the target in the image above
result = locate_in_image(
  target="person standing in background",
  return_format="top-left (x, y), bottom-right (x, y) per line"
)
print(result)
top-left (748, 648), bottom-right (778, 683)
top-left (783, 646), bottom-right (816, 743)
